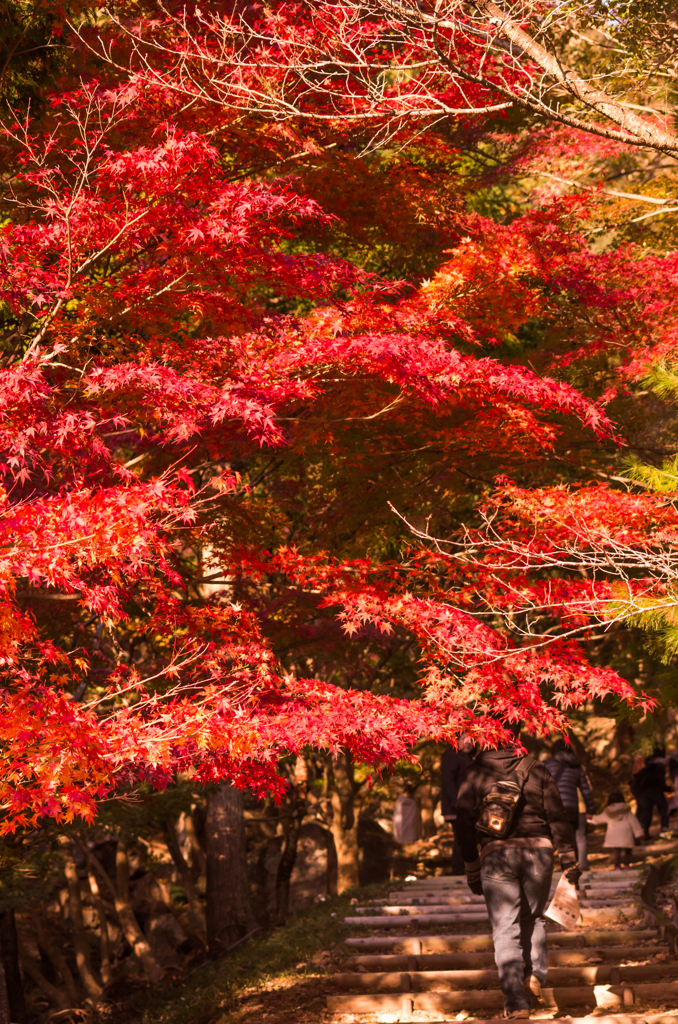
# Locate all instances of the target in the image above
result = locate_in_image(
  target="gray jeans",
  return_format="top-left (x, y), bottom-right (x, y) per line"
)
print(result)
top-left (481, 842), bottom-right (554, 1012)
top-left (576, 811), bottom-right (589, 870)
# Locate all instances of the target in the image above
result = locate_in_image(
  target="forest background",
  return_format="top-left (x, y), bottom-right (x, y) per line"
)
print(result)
top-left (3, 0), bottom-right (678, 1020)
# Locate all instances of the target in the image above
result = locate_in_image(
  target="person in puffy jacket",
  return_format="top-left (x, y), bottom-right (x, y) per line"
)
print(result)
top-left (544, 739), bottom-right (596, 868)
top-left (456, 730), bottom-right (578, 1019)
top-left (589, 790), bottom-right (643, 868)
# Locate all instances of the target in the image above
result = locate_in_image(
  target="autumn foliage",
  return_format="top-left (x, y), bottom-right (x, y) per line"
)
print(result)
top-left (2, 0), bottom-right (677, 832)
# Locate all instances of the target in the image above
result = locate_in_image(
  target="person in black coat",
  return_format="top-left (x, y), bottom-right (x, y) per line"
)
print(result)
top-left (632, 745), bottom-right (672, 839)
top-left (441, 734), bottom-right (474, 874)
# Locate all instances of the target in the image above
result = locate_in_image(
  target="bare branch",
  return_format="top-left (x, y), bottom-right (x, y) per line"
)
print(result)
top-left (66, 0), bottom-right (678, 158)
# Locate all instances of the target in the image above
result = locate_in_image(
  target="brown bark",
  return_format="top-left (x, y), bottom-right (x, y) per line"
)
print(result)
top-left (0, 909), bottom-right (26, 1023)
top-left (76, 845), bottom-right (115, 902)
top-left (0, 943), bottom-right (10, 1024)
top-left (146, 866), bottom-right (206, 949)
top-left (77, 839), bottom-right (164, 984)
top-left (17, 938), bottom-right (69, 1012)
top-left (417, 783), bottom-right (437, 840)
top-left (32, 913), bottom-right (79, 1005)
top-left (162, 820), bottom-right (207, 941)
top-left (327, 753), bottom-right (361, 893)
top-left (275, 758), bottom-right (308, 922)
top-left (474, 0), bottom-right (678, 154)
top-left (114, 840), bottom-right (165, 984)
top-left (58, 838), bottom-right (102, 1001)
top-left (205, 782), bottom-right (256, 949)
top-left (181, 811), bottom-right (206, 877)
top-left (86, 870), bottom-right (112, 985)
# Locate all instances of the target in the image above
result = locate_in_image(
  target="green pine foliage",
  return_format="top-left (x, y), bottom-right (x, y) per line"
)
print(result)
top-left (619, 364), bottom-right (678, 662)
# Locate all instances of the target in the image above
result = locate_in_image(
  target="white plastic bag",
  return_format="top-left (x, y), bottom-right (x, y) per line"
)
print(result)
top-left (545, 874), bottom-right (582, 929)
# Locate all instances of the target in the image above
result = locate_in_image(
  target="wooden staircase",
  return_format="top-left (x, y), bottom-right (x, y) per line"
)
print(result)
top-left (328, 868), bottom-right (678, 1022)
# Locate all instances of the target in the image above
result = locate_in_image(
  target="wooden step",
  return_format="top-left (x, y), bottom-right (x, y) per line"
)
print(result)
top-left (347, 1017), bottom-right (665, 1024)
top-left (391, 884), bottom-right (639, 901)
top-left (344, 929), bottom-right (658, 952)
top-left (344, 945), bottom-right (665, 971)
top-left (328, 979), bottom-right (678, 1014)
top-left (393, 881), bottom-right (640, 896)
top-left (364, 897), bottom-right (635, 912)
top-left (355, 904), bottom-right (487, 915)
top-left (386, 893), bottom-right (488, 905)
top-left (331, 963), bottom-right (678, 991)
top-left (344, 911), bottom-right (491, 927)
top-left (636, 839), bottom-right (678, 855)
top-left (401, 870), bottom-right (642, 885)
top-left (344, 904), bottom-right (641, 928)
top-left (356, 903), bottom-right (487, 914)
top-left (399, 875), bottom-right (641, 887)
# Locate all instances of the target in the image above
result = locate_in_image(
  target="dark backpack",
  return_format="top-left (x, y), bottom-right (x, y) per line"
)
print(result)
top-left (476, 756), bottom-right (536, 839)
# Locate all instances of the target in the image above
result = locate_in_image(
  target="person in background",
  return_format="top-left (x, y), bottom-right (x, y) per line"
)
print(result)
top-left (589, 790), bottom-right (643, 869)
top-left (667, 751), bottom-right (678, 835)
top-left (441, 734), bottom-right (474, 874)
top-left (456, 726), bottom-right (579, 1019)
top-left (632, 745), bottom-right (672, 840)
top-left (668, 750), bottom-right (678, 786)
top-left (544, 738), bottom-right (596, 870)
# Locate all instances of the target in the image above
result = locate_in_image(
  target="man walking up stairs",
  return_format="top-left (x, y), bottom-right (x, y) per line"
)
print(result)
top-left (456, 728), bottom-right (580, 1018)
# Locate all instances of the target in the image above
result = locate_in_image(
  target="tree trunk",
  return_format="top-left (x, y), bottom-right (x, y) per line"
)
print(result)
top-left (17, 939), bottom-right (68, 1012)
top-left (0, 909), bottom-right (26, 1024)
top-left (275, 758), bottom-right (308, 922)
top-left (58, 839), bottom-right (102, 1001)
top-left (417, 783), bottom-right (437, 839)
top-left (32, 913), bottom-right (79, 1006)
top-left (0, 955), bottom-right (10, 1024)
top-left (72, 839), bottom-right (113, 985)
top-left (162, 820), bottom-right (207, 942)
top-left (78, 841), bottom-right (164, 985)
top-left (205, 782), bottom-right (256, 949)
top-left (180, 810), bottom-right (206, 879)
top-left (114, 840), bottom-right (165, 984)
top-left (85, 870), bottom-right (112, 985)
top-left (327, 753), bottom-right (361, 893)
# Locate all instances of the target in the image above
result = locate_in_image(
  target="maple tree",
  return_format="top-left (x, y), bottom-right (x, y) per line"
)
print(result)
top-left (3, 0), bottom-right (677, 846)
top-left (95, 0), bottom-right (678, 154)
top-left (2, 2), bottom-right (678, 1012)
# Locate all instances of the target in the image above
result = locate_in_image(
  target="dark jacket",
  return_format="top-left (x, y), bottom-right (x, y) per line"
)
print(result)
top-left (632, 756), bottom-right (670, 796)
top-left (441, 746), bottom-right (473, 817)
top-left (543, 749), bottom-right (595, 814)
top-left (455, 748), bottom-right (577, 866)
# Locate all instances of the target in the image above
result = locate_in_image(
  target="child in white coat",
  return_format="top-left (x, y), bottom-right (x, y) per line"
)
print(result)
top-left (590, 790), bottom-right (644, 869)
